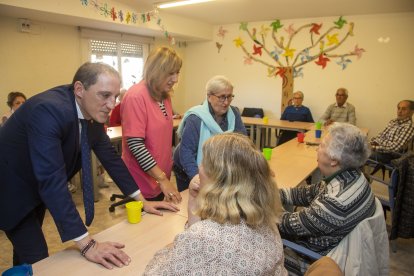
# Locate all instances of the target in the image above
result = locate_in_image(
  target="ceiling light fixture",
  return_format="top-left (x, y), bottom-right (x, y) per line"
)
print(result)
top-left (157, 0), bottom-right (214, 9)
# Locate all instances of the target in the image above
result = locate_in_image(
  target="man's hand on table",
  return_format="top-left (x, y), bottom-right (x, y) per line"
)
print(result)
top-left (84, 240), bottom-right (130, 269)
top-left (143, 200), bottom-right (180, 216)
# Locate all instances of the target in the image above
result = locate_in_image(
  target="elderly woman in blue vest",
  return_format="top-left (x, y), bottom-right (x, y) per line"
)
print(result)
top-left (173, 75), bottom-right (247, 191)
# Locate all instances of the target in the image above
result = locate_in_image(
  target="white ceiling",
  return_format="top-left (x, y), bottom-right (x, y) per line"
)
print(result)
top-left (118, 0), bottom-right (414, 25)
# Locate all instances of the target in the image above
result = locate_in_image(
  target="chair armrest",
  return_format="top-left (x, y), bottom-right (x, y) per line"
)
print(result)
top-left (282, 239), bottom-right (323, 260)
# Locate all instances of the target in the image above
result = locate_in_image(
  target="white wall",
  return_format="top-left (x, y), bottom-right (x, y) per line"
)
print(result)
top-left (181, 12), bottom-right (414, 138)
top-left (0, 16), bottom-right (82, 114)
top-left (1, 12), bottom-right (413, 139)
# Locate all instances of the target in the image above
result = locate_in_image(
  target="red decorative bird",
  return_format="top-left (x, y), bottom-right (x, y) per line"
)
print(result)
top-left (253, 44), bottom-right (263, 56)
top-left (275, 67), bottom-right (286, 78)
top-left (310, 23), bottom-right (322, 35)
top-left (315, 54), bottom-right (330, 69)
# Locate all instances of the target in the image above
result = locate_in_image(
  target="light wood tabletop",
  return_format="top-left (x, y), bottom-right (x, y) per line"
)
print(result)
top-left (268, 135), bottom-right (319, 189)
top-left (33, 192), bottom-right (189, 275)
top-left (242, 117), bottom-right (314, 149)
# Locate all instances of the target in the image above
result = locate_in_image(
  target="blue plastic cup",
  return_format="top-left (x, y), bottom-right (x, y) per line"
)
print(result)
top-left (2, 264), bottom-right (33, 276)
top-left (315, 129), bottom-right (322, 138)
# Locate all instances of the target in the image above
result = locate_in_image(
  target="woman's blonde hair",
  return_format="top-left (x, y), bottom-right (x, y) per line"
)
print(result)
top-left (143, 46), bottom-right (182, 100)
top-left (196, 133), bottom-right (282, 233)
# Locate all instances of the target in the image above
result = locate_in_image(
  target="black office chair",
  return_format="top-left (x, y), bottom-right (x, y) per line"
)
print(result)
top-left (241, 107), bottom-right (265, 146)
top-left (109, 194), bottom-right (134, 212)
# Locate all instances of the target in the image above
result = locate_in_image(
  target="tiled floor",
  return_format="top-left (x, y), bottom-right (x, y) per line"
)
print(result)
top-left (1, 178), bottom-right (414, 275)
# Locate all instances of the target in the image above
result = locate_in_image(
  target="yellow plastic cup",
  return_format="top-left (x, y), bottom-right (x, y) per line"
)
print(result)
top-left (262, 148), bottom-right (272, 160)
top-left (263, 116), bottom-right (269, 124)
top-left (126, 201), bottom-right (143, 224)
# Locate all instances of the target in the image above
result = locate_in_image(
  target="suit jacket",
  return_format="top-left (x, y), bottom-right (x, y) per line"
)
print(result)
top-left (0, 85), bottom-right (138, 242)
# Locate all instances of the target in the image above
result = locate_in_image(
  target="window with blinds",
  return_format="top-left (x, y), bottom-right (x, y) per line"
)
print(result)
top-left (90, 39), bottom-right (146, 90)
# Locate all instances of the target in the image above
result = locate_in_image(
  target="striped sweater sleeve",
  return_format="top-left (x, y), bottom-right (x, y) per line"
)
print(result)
top-left (127, 137), bottom-right (156, 172)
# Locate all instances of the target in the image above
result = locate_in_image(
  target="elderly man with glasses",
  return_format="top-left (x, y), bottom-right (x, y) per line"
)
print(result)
top-left (320, 88), bottom-right (356, 126)
top-left (173, 75), bottom-right (247, 192)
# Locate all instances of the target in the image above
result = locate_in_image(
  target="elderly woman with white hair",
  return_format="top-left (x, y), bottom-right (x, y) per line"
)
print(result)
top-left (278, 123), bottom-right (376, 273)
top-left (173, 75), bottom-right (246, 191)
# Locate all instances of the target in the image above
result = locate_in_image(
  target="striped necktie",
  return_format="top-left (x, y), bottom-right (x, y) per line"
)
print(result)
top-left (80, 119), bottom-right (94, 226)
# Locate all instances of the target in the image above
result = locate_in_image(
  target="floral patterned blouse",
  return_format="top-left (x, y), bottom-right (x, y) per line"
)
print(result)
top-left (144, 219), bottom-right (288, 276)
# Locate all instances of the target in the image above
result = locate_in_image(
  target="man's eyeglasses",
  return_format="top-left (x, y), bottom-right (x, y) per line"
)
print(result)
top-left (293, 97), bottom-right (303, 100)
top-left (210, 94), bottom-right (235, 103)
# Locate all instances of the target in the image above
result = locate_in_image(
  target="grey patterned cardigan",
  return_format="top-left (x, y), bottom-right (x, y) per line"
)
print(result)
top-left (278, 168), bottom-right (376, 255)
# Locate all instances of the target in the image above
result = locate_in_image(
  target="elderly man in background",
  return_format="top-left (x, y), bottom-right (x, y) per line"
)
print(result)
top-left (277, 90), bottom-right (314, 145)
top-left (370, 100), bottom-right (414, 164)
top-left (320, 88), bottom-right (356, 126)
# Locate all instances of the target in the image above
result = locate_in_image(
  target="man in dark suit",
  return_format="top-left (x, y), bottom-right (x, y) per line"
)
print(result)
top-left (0, 62), bottom-right (178, 269)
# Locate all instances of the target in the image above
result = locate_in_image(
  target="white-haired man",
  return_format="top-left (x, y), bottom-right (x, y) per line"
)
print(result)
top-left (320, 88), bottom-right (356, 126)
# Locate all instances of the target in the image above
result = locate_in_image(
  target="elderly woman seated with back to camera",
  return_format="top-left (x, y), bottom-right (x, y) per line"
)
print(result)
top-left (145, 133), bottom-right (287, 275)
top-left (278, 123), bottom-right (376, 273)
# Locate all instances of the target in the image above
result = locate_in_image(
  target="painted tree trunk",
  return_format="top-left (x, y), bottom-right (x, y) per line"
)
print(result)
top-left (281, 67), bottom-right (294, 112)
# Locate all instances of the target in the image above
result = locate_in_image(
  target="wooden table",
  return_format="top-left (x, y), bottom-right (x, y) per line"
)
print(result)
top-left (242, 117), bottom-right (314, 149)
top-left (33, 132), bottom-right (319, 275)
top-left (33, 190), bottom-right (190, 275)
top-left (269, 135), bottom-right (319, 189)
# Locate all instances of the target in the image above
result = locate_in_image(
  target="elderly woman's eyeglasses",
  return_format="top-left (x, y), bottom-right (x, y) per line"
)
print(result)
top-left (210, 94), bottom-right (235, 103)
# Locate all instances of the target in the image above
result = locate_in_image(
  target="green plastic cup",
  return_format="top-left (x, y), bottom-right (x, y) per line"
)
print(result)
top-left (315, 122), bottom-right (322, 130)
top-left (262, 148), bottom-right (272, 160)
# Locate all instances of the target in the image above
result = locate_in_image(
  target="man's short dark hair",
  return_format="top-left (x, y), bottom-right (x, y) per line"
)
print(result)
top-left (72, 62), bottom-right (120, 90)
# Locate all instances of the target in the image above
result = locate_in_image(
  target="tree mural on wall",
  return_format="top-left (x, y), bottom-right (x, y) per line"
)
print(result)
top-left (233, 16), bottom-right (365, 111)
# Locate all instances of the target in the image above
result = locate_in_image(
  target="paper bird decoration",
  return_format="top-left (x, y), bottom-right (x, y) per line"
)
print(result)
top-left (260, 25), bottom-right (270, 37)
top-left (233, 37), bottom-right (244, 47)
top-left (125, 12), bottom-right (131, 23)
top-left (336, 57), bottom-right (352, 70)
top-left (352, 44), bottom-right (366, 59)
top-left (216, 42), bottom-right (223, 53)
top-left (310, 23), bottom-right (322, 35)
top-left (270, 47), bottom-right (282, 61)
top-left (118, 10), bottom-right (124, 22)
top-left (299, 49), bottom-right (312, 63)
top-left (253, 44), bottom-right (263, 56)
top-left (315, 54), bottom-right (330, 68)
top-left (284, 24), bottom-right (295, 37)
top-left (334, 16), bottom-right (347, 29)
top-left (244, 56), bottom-right (253, 65)
top-left (91, 0), bottom-right (99, 10)
top-left (267, 67), bottom-right (276, 77)
top-left (111, 7), bottom-right (117, 21)
top-left (270, 19), bottom-right (283, 32)
top-left (293, 67), bottom-right (304, 78)
top-left (283, 47), bottom-right (296, 59)
top-left (251, 28), bottom-right (258, 42)
top-left (217, 26), bottom-right (228, 39)
top-left (239, 22), bottom-right (248, 31)
top-left (348, 22), bottom-right (354, 36)
top-left (100, 3), bottom-right (110, 17)
top-left (326, 34), bottom-right (339, 46)
top-left (275, 67), bottom-right (287, 78)
top-left (319, 41), bottom-right (325, 52)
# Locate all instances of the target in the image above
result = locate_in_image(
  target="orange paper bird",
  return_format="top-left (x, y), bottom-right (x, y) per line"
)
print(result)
top-left (310, 23), bottom-right (322, 35)
top-left (253, 44), bottom-right (263, 56)
top-left (315, 54), bottom-right (330, 68)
